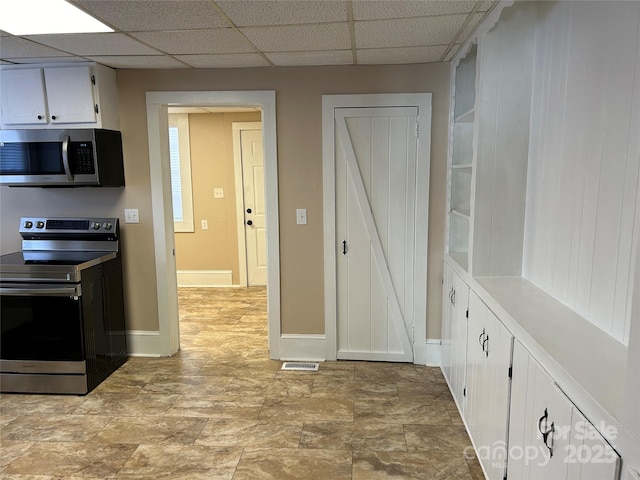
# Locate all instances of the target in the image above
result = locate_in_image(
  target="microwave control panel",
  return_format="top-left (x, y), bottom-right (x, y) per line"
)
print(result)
top-left (71, 142), bottom-right (95, 174)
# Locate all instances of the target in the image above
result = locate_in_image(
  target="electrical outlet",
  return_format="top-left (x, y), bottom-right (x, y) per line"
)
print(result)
top-left (296, 209), bottom-right (307, 225)
top-left (214, 188), bottom-right (224, 199)
top-left (201, 220), bottom-right (208, 230)
top-left (124, 208), bottom-right (139, 224)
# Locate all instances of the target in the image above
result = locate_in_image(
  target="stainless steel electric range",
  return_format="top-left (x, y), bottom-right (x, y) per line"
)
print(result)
top-left (0, 217), bottom-right (127, 394)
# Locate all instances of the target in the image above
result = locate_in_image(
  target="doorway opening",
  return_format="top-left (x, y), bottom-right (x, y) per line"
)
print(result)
top-left (166, 108), bottom-right (266, 351)
top-left (146, 91), bottom-right (280, 358)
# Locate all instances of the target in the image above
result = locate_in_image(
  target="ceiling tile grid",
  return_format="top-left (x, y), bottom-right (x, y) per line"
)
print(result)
top-left (0, 0), bottom-right (496, 69)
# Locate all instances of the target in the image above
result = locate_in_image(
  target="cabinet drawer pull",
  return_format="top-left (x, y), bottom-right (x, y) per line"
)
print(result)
top-left (451, 289), bottom-right (456, 306)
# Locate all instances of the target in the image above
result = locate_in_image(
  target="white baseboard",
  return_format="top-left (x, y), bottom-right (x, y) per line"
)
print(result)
top-left (279, 334), bottom-right (327, 361)
top-left (425, 338), bottom-right (442, 367)
top-left (126, 330), bottom-right (162, 357)
top-left (177, 270), bottom-right (233, 287)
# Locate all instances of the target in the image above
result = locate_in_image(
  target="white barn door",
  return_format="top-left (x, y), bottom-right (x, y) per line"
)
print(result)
top-left (335, 107), bottom-right (419, 362)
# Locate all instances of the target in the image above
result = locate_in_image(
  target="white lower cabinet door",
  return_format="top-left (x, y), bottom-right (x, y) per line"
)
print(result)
top-left (507, 342), bottom-right (574, 480)
top-left (441, 263), bottom-right (469, 411)
top-left (441, 264), bottom-right (454, 388)
top-left (466, 292), bottom-right (513, 480)
top-left (466, 291), bottom-right (487, 443)
top-left (483, 311), bottom-right (513, 480)
top-left (567, 410), bottom-right (621, 480)
top-left (451, 272), bottom-right (469, 408)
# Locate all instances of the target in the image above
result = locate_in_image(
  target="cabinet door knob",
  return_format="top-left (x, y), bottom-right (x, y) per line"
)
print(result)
top-left (247, 220), bottom-right (253, 226)
top-left (51, 115), bottom-right (57, 120)
top-left (37, 115), bottom-right (43, 120)
top-left (247, 208), bottom-right (252, 214)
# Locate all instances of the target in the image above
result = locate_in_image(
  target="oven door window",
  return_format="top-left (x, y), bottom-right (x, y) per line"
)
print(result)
top-left (1, 292), bottom-right (84, 361)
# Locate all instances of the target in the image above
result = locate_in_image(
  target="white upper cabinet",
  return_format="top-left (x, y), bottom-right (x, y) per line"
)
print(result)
top-left (0, 63), bottom-right (119, 130)
top-left (0, 68), bottom-right (49, 125)
top-left (43, 66), bottom-right (97, 125)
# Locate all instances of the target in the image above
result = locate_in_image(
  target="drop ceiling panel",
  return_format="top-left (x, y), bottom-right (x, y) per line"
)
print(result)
top-left (0, 37), bottom-right (70, 58)
top-left (241, 23), bottom-right (350, 52)
top-left (358, 45), bottom-right (448, 64)
top-left (87, 55), bottom-right (189, 69)
top-left (217, 0), bottom-right (347, 26)
top-left (266, 50), bottom-right (353, 66)
top-left (132, 29), bottom-right (254, 55)
top-left (175, 53), bottom-right (270, 68)
top-left (353, 0), bottom-right (482, 19)
top-left (0, 1), bottom-right (496, 67)
top-left (4, 56), bottom-right (87, 64)
top-left (23, 33), bottom-right (160, 56)
top-left (73, 0), bottom-right (228, 31)
top-left (355, 15), bottom-right (468, 48)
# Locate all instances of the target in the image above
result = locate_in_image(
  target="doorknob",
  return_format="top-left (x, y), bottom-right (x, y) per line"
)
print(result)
top-left (247, 208), bottom-right (252, 214)
top-left (247, 220), bottom-right (253, 226)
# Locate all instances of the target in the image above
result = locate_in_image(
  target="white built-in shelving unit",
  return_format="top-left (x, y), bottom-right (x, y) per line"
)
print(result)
top-left (442, 1), bottom-right (640, 479)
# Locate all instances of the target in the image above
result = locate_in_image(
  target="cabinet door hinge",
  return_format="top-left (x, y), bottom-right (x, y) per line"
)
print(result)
top-left (508, 366), bottom-right (513, 378)
top-left (415, 121), bottom-right (419, 138)
top-left (463, 386), bottom-right (466, 397)
top-left (466, 309), bottom-right (469, 319)
top-left (91, 74), bottom-right (96, 85)
top-left (95, 104), bottom-right (99, 114)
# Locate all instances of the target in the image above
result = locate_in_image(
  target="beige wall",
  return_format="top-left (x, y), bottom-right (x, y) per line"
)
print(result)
top-left (0, 63), bottom-right (450, 339)
top-left (173, 111), bottom-right (261, 283)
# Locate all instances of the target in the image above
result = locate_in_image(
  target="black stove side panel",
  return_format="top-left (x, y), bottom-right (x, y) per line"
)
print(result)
top-left (81, 256), bottom-right (127, 392)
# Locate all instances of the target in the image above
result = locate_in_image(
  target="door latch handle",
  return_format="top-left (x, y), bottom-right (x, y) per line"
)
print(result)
top-left (343, 240), bottom-right (347, 255)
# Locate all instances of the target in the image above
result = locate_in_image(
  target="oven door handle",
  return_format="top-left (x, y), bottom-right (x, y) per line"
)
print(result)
top-left (0, 285), bottom-right (81, 297)
top-left (62, 135), bottom-right (74, 181)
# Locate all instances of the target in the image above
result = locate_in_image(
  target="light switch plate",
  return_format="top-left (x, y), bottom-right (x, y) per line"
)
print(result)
top-left (201, 220), bottom-right (208, 230)
top-left (214, 188), bottom-right (224, 199)
top-left (124, 208), bottom-right (139, 224)
top-left (296, 209), bottom-right (307, 225)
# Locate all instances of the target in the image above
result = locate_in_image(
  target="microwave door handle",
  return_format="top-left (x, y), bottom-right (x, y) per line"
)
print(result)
top-left (62, 135), bottom-right (73, 181)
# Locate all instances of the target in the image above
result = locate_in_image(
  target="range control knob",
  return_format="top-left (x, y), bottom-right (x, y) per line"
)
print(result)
top-left (23, 221), bottom-right (33, 229)
top-left (103, 222), bottom-right (112, 230)
top-left (92, 222), bottom-right (101, 230)
top-left (36, 221), bottom-right (45, 229)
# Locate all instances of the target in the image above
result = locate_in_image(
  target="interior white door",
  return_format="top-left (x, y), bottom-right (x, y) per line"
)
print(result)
top-left (241, 127), bottom-right (267, 286)
top-left (335, 106), bottom-right (419, 362)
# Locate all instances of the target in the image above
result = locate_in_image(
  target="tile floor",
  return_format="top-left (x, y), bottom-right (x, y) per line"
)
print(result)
top-left (0, 287), bottom-right (485, 479)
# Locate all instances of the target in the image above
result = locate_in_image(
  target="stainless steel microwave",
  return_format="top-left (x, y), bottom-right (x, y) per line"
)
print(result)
top-left (0, 129), bottom-right (125, 187)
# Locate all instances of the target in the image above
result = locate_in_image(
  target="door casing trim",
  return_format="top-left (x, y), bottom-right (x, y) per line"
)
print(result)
top-left (321, 93), bottom-right (432, 364)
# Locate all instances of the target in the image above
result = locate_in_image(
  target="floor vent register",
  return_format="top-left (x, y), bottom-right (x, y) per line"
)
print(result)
top-left (280, 362), bottom-right (320, 371)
